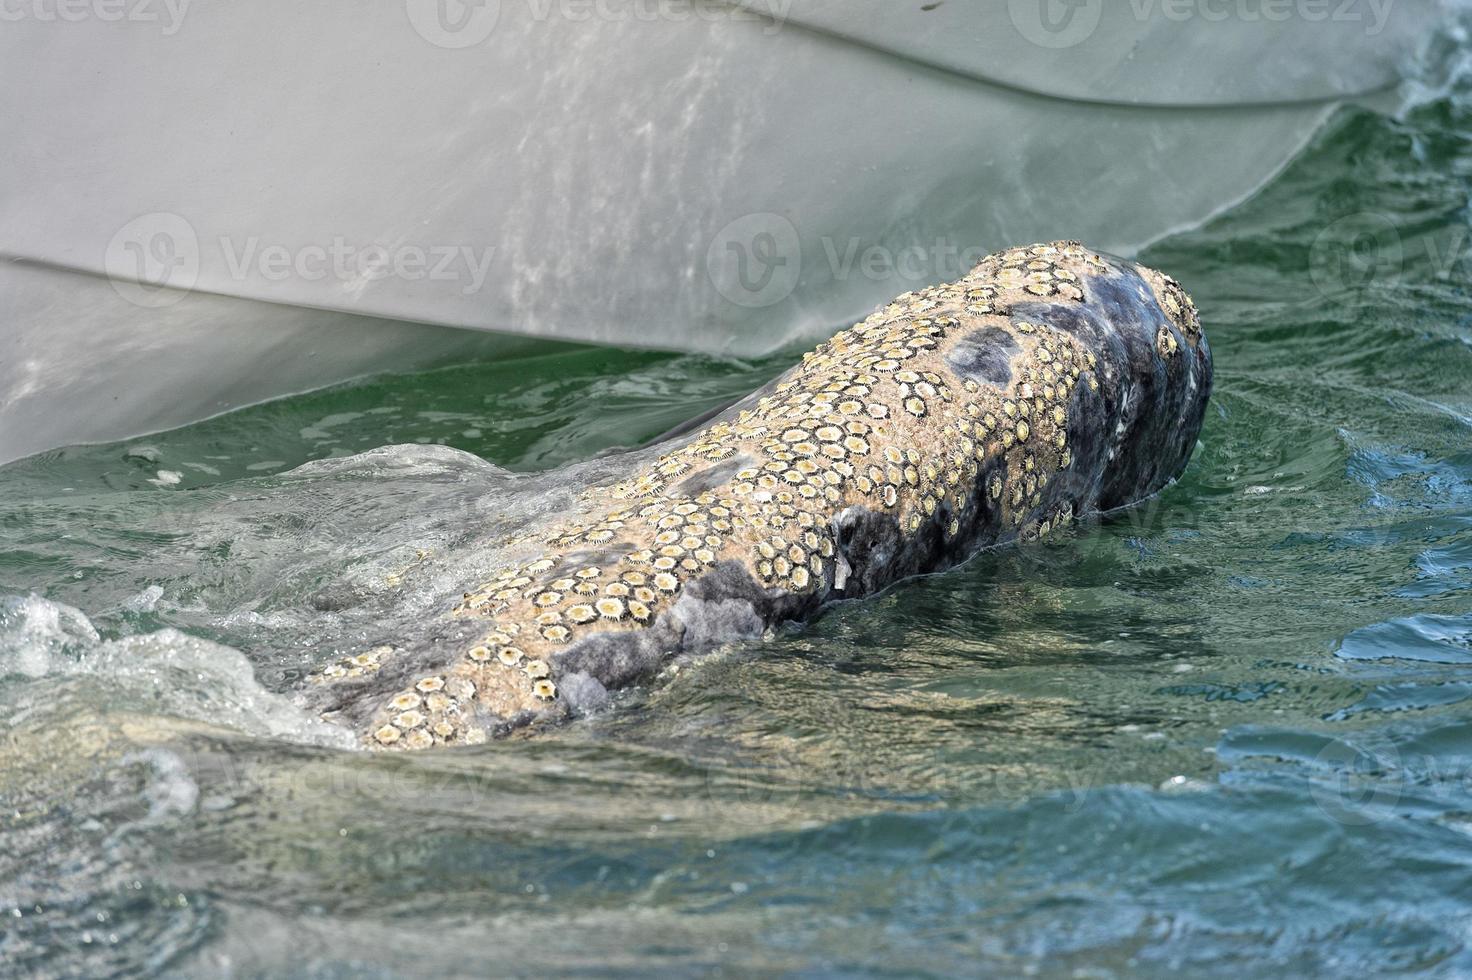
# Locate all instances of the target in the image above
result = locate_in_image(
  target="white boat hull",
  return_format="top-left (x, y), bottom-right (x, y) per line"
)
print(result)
top-left (1, 0), bottom-right (1464, 462)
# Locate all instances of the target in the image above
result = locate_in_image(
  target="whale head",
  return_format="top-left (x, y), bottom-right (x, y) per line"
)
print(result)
top-left (1094, 258), bottom-right (1213, 510)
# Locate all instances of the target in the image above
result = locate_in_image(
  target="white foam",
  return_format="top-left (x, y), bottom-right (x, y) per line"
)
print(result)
top-left (0, 593), bottom-right (98, 679)
top-left (0, 593), bottom-right (354, 749)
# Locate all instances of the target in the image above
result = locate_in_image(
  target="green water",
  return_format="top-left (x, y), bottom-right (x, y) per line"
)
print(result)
top-left (5, 88), bottom-right (1472, 977)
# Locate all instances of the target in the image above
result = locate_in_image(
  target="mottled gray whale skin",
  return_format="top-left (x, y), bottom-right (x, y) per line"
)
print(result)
top-left (301, 242), bottom-right (1211, 750)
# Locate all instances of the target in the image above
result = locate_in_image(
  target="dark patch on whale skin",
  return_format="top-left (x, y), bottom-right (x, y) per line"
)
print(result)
top-left (946, 327), bottom-right (1019, 385)
top-left (552, 559), bottom-right (772, 691)
top-left (834, 505), bottom-right (910, 596)
top-left (552, 625), bottom-right (670, 693)
top-left (673, 457), bottom-right (748, 498)
top-left (1012, 261), bottom-right (1212, 512)
top-left (556, 671), bottom-right (610, 715)
top-left (309, 618), bottom-right (484, 732)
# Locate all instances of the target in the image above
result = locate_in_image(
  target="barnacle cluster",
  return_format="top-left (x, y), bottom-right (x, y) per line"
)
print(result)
top-left (310, 242), bottom-right (1201, 750)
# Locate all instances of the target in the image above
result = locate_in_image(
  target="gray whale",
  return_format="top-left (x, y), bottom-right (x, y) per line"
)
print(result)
top-left (302, 242), bottom-right (1212, 750)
